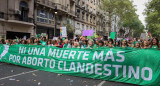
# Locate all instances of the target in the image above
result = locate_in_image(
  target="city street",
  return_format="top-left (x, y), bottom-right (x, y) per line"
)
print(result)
top-left (0, 62), bottom-right (139, 86)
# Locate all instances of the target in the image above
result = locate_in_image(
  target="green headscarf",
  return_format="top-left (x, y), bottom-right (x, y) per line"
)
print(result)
top-left (134, 41), bottom-right (140, 46)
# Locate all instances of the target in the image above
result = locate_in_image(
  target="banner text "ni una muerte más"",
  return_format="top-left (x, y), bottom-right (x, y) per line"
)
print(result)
top-left (7, 46), bottom-right (153, 82)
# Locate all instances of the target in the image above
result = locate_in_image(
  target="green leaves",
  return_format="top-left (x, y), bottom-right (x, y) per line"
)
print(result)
top-left (100, 0), bottom-right (144, 37)
top-left (145, 0), bottom-right (160, 37)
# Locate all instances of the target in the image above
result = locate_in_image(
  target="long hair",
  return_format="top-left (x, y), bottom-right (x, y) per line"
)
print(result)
top-left (151, 38), bottom-right (159, 48)
top-left (141, 40), bottom-right (149, 48)
top-left (115, 40), bottom-right (120, 47)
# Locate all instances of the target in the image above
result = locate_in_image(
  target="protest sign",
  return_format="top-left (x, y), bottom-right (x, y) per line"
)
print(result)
top-left (82, 30), bottom-right (94, 36)
top-left (60, 27), bottom-right (67, 37)
top-left (110, 32), bottom-right (116, 39)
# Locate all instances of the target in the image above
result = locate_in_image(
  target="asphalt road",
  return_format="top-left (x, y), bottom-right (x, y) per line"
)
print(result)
top-left (0, 62), bottom-right (139, 86)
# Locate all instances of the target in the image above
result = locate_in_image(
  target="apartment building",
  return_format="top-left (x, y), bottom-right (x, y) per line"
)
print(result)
top-left (35, 0), bottom-right (76, 39)
top-left (0, 0), bottom-right (34, 39)
top-left (75, 0), bottom-right (96, 34)
top-left (96, 0), bottom-right (109, 37)
top-left (0, 0), bottom-right (109, 39)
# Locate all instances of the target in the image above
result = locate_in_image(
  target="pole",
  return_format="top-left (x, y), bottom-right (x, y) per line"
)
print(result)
top-left (54, 14), bottom-right (56, 36)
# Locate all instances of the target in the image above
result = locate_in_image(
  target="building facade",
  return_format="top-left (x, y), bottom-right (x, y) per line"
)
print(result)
top-left (0, 0), bottom-right (34, 39)
top-left (75, 0), bottom-right (96, 34)
top-left (96, 0), bottom-right (109, 38)
top-left (35, 0), bottom-right (75, 39)
top-left (0, 0), bottom-right (109, 40)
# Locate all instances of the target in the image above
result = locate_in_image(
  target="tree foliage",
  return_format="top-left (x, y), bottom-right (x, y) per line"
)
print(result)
top-left (144, 0), bottom-right (160, 37)
top-left (100, 0), bottom-right (144, 37)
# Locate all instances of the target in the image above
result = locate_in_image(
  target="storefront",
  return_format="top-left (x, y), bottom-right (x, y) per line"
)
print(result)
top-left (6, 31), bottom-right (30, 39)
top-left (36, 26), bottom-right (60, 39)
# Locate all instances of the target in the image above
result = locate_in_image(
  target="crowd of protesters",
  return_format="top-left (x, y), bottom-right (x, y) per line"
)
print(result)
top-left (0, 35), bottom-right (160, 49)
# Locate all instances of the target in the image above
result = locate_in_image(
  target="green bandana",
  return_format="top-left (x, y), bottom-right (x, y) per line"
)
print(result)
top-left (134, 41), bottom-right (140, 46)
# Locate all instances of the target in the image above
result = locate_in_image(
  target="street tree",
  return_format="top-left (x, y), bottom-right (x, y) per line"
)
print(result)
top-left (144, 0), bottom-right (160, 38)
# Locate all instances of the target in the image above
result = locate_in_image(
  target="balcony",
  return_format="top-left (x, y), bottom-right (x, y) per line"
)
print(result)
top-left (14, 15), bottom-right (33, 23)
top-left (8, 15), bottom-right (34, 26)
top-left (36, 0), bottom-right (56, 9)
top-left (36, 0), bottom-right (75, 17)
top-left (70, 0), bottom-right (75, 3)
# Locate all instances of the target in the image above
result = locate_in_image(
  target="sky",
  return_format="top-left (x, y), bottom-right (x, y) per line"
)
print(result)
top-left (132, 0), bottom-right (148, 26)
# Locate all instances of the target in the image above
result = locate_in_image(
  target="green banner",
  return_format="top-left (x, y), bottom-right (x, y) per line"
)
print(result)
top-left (0, 44), bottom-right (160, 86)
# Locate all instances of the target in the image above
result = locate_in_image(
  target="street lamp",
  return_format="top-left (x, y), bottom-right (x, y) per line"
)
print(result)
top-left (55, 12), bottom-right (57, 14)
top-left (54, 8), bottom-right (57, 37)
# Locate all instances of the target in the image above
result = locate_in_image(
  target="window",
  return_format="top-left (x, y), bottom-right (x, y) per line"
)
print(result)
top-left (37, 9), bottom-right (48, 23)
top-left (93, 17), bottom-right (96, 24)
top-left (0, 12), bottom-right (4, 18)
top-left (77, 23), bottom-right (80, 29)
top-left (82, 1), bottom-right (85, 6)
top-left (82, 13), bottom-right (85, 20)
top-left (86, 14), bottom-right (88, 21)
top-left (86, 4), bottom-right (89, 9)
top-left (49, 13), bottom-right (54, 24)
top-left (40, 10), bottom-right (45, 22)
top-left (82, 24), bottom-right (84, 30)
top-left (20, 1), bottom-right (28, 22)
top-left (45, 11), bottom-right (48, 23)
top-left (77, 0), bottom-right (80, 5)
top-left (37, 9), bottom-right (40, 22)
top-left (90, 16), bottom-right (92, 23)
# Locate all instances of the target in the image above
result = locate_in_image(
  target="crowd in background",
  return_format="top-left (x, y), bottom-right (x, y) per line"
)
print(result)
top-left (0, 35), bottom-right (160, 49)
